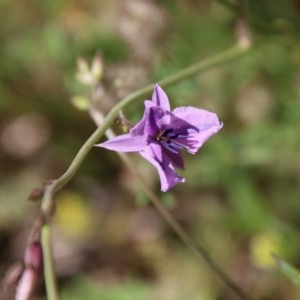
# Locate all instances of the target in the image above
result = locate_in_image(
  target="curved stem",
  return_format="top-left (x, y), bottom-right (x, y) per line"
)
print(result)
top-left (49, 44), bottom-right (249, 198)
top-left (41, 43), bottom-right (250, 299)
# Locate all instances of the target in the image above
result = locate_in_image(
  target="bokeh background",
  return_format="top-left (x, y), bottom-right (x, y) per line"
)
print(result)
top-left (1, 0), bottom-right (300, 299)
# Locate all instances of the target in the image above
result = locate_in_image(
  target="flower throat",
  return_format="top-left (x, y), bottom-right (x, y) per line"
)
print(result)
top-left (155, 128), bottom-right (189, 154)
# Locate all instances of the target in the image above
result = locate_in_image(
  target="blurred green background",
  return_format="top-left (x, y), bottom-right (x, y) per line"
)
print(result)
top-left (1, 0), bottom-right (300, 299)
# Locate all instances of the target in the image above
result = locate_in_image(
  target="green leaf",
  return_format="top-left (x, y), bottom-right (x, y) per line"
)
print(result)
top-left (273, 254), bottom-right (300, 288)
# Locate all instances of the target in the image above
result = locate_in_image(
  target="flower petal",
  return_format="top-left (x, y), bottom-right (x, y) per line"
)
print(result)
top-left (130, 100), bottom-right (161, 137)
top-left (96, 133), bottom-right (148, 152)
top-left (172, 106), bottom-right (223, 154)
top-left (130, 102), bottom-right (152, 135)
top-left (152, 84), bottom-right (171, 111)
top-left (144, 101), bottom-right (161, 136)
top-left (162, 148), bottom-right (185, 169)
top-left (140, 143), bottom-right (185, 192)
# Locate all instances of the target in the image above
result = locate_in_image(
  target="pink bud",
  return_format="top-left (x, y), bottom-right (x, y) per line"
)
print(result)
top-left (24, 242), bottom-right (43, 272)
top-left (15, 268), bottom-right (38, 300)
top-left (14, 242), bottom-right (43, 300)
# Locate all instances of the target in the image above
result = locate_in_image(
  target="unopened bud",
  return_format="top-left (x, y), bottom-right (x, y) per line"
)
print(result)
top-left (76, 57), bottom-right (93, 86)
top-left (16, 268), bottom-right (38, 300)
top-left (77, 57), bottom-right (89, 73)
top-left (24, 242), bottom-right (43, 272)
top-left (91, 54), bottom-right (103, 81)
top-left (14, 242), bottom-right (43, 300)
top-left (28, 188), bottom-right (44, 202)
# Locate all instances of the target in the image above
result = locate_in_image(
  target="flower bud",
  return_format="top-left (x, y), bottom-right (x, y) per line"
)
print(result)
top-left (76, 57), bottom-right (89, 73)
top-left (15, 268), bottom-right (38, 300)
top-left (76, 57), bottom-right (94, 86)
top-left (91, 54), bottom-right (103, 81)
top-left (24, 242), bottom-right (43, 272)
top-left (28, 188), bottom-right (44, 202)
top-left (15, 242), bottom-right (43, 300)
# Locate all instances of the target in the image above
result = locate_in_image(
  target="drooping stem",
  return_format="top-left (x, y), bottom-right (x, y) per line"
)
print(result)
top-left (89, 107), bottom-right (251, 300)
top-left (41, 224), bottom-right (59, 300)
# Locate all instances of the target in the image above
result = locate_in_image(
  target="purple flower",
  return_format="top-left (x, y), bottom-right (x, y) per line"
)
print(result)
top-left (96, 84), bottom-right (223, 191)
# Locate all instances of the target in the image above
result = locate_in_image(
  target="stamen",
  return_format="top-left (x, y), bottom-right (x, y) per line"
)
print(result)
top-left (160, 141), bottom-right (179, 153)
top-left (168, 142), bottom-right (182, 150)
top-left (171, 139), bottom-right (190, 150)
top-left (175, 134), bottom-right (189, 139)
top-left (156, 128), bottom-right (195, 153)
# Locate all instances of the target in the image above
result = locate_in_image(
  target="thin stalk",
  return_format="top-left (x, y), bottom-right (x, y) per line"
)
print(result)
top-left (50, 44), bottom-right (249, 197)
top-left (41, 224), bottom-right (59, 300)
top-left (40, 43), bottom-right (250, 299)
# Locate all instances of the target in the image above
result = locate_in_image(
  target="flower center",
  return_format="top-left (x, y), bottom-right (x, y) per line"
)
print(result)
top-left (156, 128), bottom-right (189, 154)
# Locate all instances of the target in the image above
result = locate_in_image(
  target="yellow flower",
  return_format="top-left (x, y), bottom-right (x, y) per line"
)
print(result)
top-left (54, 191), bottom-right (95, 240)
top-left (250, 230), bottom-right (284, 268)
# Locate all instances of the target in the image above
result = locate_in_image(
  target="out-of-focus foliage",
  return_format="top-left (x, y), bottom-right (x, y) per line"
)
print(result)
top-left (274, 255), bottom-right (300, 289)
top-left (61, 277), bottom-right (152, 300)
top-left (1, 0), bottom-right (300, 299)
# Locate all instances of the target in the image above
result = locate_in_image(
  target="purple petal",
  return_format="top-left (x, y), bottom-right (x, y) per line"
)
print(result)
top-left (144, 101), bottom-right (162, 136)
top-left (130, 101), bottom-right (152, 136)
top-left (152, 84), bottom-right (171, 111)
top-left (96, 133), bottom-right (148, 152)
top-left (162, 148), bottom-right (185, 169)
top-left (172, 106), bottom-right (223, 154)
top-left (140, 143), bottom-right (185, 192)
top-left (130, 101), bottom-right (161, 137)
top-left (144, 103), bottom-right (172, 134)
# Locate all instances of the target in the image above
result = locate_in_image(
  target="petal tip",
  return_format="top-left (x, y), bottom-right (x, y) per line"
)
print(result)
top-left (161, 176), bottom-right (185, 192)
top-left (151, 84), bottom-right (171, 110)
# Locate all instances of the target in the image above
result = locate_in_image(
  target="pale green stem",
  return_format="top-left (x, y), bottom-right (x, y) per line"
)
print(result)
top-left (41, 224), bottom-right (59, 300)
top-left (41, 43), bottom-right (250, 300)
top-left (47, 44), bottom-right (250, 201)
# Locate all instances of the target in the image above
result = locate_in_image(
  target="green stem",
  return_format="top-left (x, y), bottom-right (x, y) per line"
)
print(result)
top-left (49, 44), bottom-right (249, 197)
top-left (41, 224), bottom-right (59, 300)
top-left (41, 43), bottom-right (250, 300)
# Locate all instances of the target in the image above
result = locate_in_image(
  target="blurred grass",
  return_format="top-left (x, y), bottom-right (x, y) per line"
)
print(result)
top-left (1, 0), bottom-right (300, 299)
top-left (61, 277), bottom-right (152, 300)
